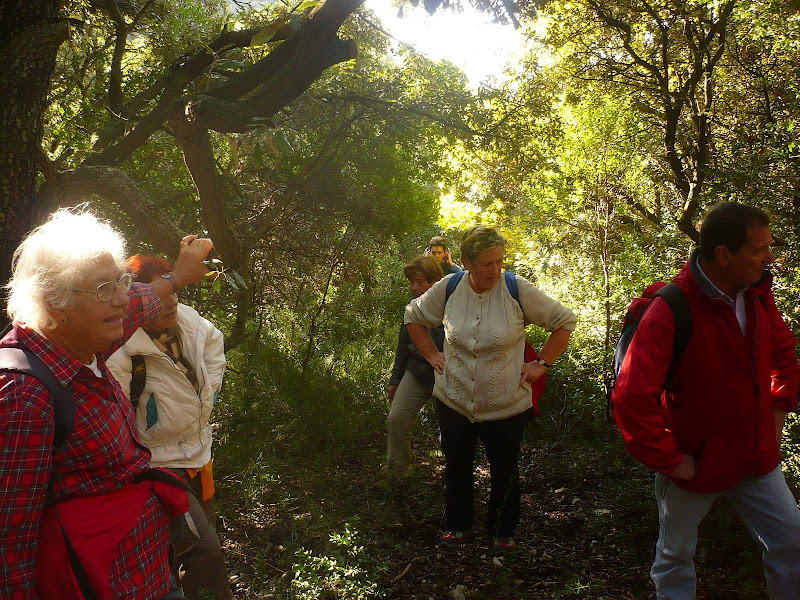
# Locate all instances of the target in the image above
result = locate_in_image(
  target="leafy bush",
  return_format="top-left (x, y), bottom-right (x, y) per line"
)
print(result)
top-left (289, 520), bottom-right (387, 600)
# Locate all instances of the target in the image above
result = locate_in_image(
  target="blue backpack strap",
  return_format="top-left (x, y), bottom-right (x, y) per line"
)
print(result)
top-left (0, 347), bottom-right (74, 447)
top-left (504, 271), bottom-right (522, 309)
top-left (444, 270), bottom-right (466, 305)
top-left (446, 271), bottom-right (523, 309)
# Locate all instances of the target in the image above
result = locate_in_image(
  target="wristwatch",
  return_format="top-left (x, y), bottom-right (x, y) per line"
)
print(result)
top-left (161, 272), bottom-right (179, 293)
top-left (535, 357), bottom-right (551, 369)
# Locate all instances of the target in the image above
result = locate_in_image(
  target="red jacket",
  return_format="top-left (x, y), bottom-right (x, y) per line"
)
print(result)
top-left (612, 252), bottom-right (800, 492)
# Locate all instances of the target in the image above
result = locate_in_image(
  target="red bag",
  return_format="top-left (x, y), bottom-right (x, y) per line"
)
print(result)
top-left (525, 340), bottom-right (546, 416)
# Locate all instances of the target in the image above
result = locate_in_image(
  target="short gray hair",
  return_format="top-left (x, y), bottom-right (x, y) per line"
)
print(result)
top-left (6, 207), bottom-right (127, 329)
top-left (460, 225), bottom-right (507, 264)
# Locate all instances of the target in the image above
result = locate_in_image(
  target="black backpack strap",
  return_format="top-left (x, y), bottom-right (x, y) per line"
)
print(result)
top-left (607, 283), bottom-right (692, 421)
top-left (653, 283), bottom-right (692, 386)
top-left (129, 355), bottom-right (146, 408)
top-left (134, 467), bottom-right (200, 501)
top-left (0, 347), bottom-right (74, 447)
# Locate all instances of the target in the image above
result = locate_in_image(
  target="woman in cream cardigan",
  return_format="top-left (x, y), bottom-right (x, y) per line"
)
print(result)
top-left (405, 225), bottom-right (576, 551)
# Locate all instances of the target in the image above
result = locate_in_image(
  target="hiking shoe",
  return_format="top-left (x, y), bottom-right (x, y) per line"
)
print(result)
top-left (440, 530), bottom-right (468, 545)
top-left (492, 537), bottom-right (517, 552)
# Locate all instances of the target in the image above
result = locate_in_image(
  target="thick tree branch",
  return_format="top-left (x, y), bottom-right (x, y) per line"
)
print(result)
top-left (129, 0), bottom-right (155, 30)
top-left (171, 123), bottom-right (245, 268)
top-left (224, 287), bottom-right (252, 351)
top-left (180, 37), bottom-right (358, 132)
top-left (89, 22), bottom-right (300, 159)
top-left (622, 193), bottom-right (662, 228)
top-left (677, 185), bottom-right (701, 242)
top-left (37, 166), bottom-right (185, 255)
top-left (181, 0), bottom-right (363, 130)
top-left (103, 0), bottom-right (127, 113)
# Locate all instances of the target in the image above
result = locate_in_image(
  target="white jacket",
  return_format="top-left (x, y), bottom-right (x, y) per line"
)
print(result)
top-left (107, 303), bottom-right (225, 468)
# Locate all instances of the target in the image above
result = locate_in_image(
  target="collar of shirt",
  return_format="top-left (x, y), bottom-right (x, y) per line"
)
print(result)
top-left (15, 324), bottom-right (90, 387)
top-left (693, 255), bottom-right (745, 307)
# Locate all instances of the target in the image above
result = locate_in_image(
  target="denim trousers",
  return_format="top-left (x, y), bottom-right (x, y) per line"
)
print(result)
top-left (651, 465), bottom-right (800, 599)
top-left (386, 370), bottom-right (433, 476)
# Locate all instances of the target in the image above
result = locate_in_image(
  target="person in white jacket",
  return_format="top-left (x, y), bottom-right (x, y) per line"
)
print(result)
top-left (107, 254), bottom-right (230, 600)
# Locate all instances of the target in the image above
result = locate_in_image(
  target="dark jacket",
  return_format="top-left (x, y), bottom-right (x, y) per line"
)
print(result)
top-left (442, 262), bottom-right (462, 276)
top-left (390, 300), bottom-right (445, 387)
top-left (612, 249), bottom-right (800, 493)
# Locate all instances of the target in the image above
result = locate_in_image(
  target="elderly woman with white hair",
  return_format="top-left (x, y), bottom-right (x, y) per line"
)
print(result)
top-left (406, 225), bottom-right (576, 552)
top-left (0, 207), bottom-right (212, 599)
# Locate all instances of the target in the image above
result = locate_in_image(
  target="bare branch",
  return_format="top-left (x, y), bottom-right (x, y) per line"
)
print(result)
top-left (328, 93), bottom-right (477, 135)
top-left (103, 0), bottom-right (128, 113)
top-left (586, 0), bottom-right (666, 90)
top-left (246, 107), bottom-right (368, 248)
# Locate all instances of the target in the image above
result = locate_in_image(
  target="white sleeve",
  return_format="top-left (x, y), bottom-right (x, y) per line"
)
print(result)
top-left (516, 276), bottom-right (577, 332)
top-left (202, 319), bottom-right (226, 394)
top-left (106, 347), bottom-right (134, 399)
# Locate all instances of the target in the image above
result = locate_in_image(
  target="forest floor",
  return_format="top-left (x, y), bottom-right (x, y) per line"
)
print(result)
top-left (214, 401), bottom-right (775, 599)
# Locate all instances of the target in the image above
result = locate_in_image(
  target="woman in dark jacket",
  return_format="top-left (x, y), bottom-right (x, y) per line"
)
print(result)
top-left (385, 256), bottom-right (444, 477)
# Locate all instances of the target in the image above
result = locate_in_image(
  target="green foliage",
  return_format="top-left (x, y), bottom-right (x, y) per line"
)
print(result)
top-left (290, 520), bottom-right (386, 600)
top-left (35, 3), bottom-right (800, 594)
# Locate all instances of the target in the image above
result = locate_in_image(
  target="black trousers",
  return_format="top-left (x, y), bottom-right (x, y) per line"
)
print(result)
top-left (435, 399), bottom-right (534, 538)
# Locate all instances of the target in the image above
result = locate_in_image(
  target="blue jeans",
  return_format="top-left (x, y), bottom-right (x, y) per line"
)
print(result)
top-left (651, 466), bottom-right (800, 599)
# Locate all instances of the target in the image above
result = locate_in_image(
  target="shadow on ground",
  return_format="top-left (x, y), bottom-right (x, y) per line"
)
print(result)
top-left (213, 403), bottom-right (774, 599)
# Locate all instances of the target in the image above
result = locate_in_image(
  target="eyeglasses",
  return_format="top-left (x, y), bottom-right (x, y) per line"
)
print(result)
top-left (71, 273), bottom-right (134, 302)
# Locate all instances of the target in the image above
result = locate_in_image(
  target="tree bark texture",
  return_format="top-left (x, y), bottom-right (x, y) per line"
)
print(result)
top-left (0, 0), bottom-right (67, 310)
top-left (37, 165), bottom-right (184, 257)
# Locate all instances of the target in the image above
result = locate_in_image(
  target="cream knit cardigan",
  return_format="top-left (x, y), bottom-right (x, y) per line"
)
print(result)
top-left (404, 271), bottom-right (576, 422)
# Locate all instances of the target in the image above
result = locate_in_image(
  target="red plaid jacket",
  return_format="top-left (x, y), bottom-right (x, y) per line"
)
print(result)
top-left (0, 283), bottom-right (171, 599)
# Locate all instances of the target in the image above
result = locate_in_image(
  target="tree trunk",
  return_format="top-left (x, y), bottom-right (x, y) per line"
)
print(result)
top-left (0, 0), bottom-right (67, 320)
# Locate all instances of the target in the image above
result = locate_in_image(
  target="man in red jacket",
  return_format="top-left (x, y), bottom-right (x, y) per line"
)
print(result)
top-left (613, 203), bottom-right (800, 599)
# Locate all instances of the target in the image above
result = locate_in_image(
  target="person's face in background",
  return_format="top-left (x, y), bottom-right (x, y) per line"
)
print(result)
top-left (430, 245), bottom-right (446, 265)
top-left (409, 273), bottom-right (435, 298)
top-left (149, 292), bottom-right (179, 332)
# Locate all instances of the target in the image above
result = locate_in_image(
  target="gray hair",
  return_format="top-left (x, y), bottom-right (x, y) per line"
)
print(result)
top-left (460, 225), bottom-right (507, 264)
top-left (6, 207), bottom-right (127, 329)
